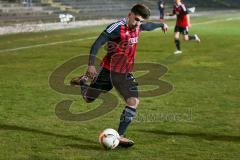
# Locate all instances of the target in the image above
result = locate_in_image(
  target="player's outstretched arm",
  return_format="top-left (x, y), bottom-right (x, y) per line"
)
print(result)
top-left (140, 22), bottom-right (168, 33)
top-left (87, 32), bottom-right (109, 78)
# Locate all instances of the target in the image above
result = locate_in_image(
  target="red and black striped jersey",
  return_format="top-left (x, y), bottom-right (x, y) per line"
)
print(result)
top-left (88, 18), bottom-right (164, 74)
top-left (173, 3), bottom-right (189, 27)
top-left (101, 18), bottom-right (140, 73)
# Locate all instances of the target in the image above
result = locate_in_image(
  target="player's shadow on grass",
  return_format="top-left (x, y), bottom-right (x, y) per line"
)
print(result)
top-left (0, 124), bottom-right (95, 144)
top-left (138, 129), bottom-right (240, 142)
top-left (161, 54), bottom-right (183, 65)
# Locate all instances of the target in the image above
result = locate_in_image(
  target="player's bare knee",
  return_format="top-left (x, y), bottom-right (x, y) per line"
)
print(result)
top-left (174, 36), bottom-right (179, 40)
top-left (174, 36), bottom-right (180, 41)
top-left (184, 35), bottom-right (189, 41)
top-left (174, 33), bottom-right (180, 39)
top-left (126, 97), bottom-right (139, 108)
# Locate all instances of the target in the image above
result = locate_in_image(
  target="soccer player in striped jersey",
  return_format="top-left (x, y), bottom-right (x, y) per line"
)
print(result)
top-left (167, 0), bottom-right (200, 54)
top-left (71, 4), bottom-right (168, 147)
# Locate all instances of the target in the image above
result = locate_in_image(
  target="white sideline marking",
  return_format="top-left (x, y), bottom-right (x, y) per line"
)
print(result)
top-left (0, 17), bottom-right (239, 54)
top-left (193, 17), bottom-right (240, 25)
top-left (0, 36), bottom-right (96, 53)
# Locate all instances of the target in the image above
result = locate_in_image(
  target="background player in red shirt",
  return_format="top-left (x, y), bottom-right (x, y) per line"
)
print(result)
top-left (167, 0), bottom-right (200, 54)
top-left (71, 4), bottom-right (168, 147)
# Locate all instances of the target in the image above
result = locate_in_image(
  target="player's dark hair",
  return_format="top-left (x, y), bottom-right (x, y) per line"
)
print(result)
top-left (131, 4), bottom-right (151, 19)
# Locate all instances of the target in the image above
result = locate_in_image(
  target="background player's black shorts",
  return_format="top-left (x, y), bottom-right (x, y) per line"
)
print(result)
top-left (90, 67), bottom-right (138, 100)
top-left (174, 26), bottom-right (189, 35)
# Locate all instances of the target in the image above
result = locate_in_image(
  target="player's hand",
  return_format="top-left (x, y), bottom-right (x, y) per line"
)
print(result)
top-left (86, 65), bottom-right (97, 79)
top-left (161, 23), bottom-right (168, 33)
top-left (188, 23), bottom-right (192, 28)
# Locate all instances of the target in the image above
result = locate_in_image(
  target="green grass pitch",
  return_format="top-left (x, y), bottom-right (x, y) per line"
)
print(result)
top-left (0, 12), bottom-right (239, 160)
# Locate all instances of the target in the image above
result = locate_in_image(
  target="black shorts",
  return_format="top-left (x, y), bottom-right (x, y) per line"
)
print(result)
top-left (89, 67), bottom-right (138, 101)
top-left (174, 26), bottom-right (189, 35)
